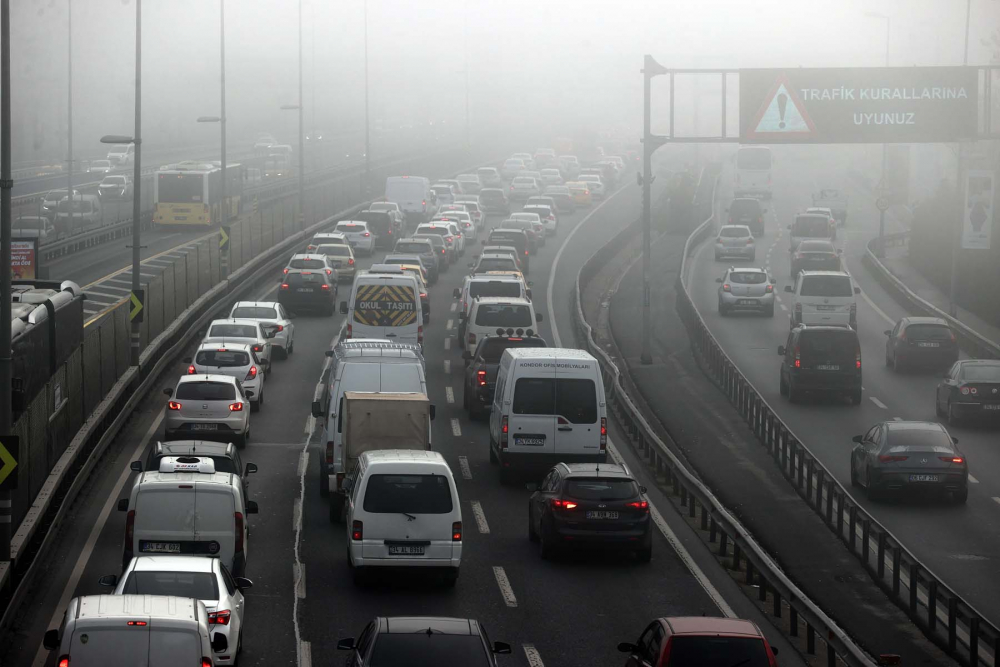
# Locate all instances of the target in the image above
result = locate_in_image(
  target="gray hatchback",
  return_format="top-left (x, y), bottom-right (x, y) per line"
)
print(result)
top-left (717, 267), bottom-right (775, 317)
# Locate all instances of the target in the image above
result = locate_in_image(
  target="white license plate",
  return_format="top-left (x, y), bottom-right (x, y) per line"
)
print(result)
top-left (816, 364), bottom-right (840, 371)
top-left (190, 423), bottom-right (218, 431)
top-left (738, 299), bottom-right (756, 305)
top-left (917, 342), bottom-right (940, 348)
top-left (909, 474), bottom-right (939, 482)
top-left (586, 511), bottom-right (619, 520)
top-left (983, 404), bottom-right (1000, 411)
top-left (142, 542), bottom-right (181, 553)
top-left (297, 288), bottom-right (314, 293)
top-left (815, 305), bottom-right (838, 311)
top-left (388, 545), bottom-right (425, 556)
top-left (514, 435), bottom-right (546, 446)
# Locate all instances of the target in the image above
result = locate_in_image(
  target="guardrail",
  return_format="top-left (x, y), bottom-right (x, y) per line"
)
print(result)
top-left (571, 170), bottom-right (876, 666)
top-left (862, 233), bottom-right (1000, 361)
top-left (670, 184), bottom-right (999, 664)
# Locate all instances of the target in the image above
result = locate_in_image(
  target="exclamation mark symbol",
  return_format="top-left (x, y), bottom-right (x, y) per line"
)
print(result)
top-left (777, 93), bottom-right (788, 129)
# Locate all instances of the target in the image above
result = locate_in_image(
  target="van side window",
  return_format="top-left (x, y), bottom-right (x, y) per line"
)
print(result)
top-left (220, 564), bottom-right (238, 596)
top-left (513, 378), bottom-right (555, 414)
top-left (337, 396), bottom-right (345, 433)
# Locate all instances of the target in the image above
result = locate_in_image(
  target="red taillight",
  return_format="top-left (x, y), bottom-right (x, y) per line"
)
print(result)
top-left (879, 455), bottom-right (908, 463)
top-left (551, 499), bottom-right (578, 510)
top-left (442, 248), bottom-right (446, 254)
top-left (500, 416), bottom-right (508, 449)
top-left (280, 283), bottom-right (289, 290)
top-left (468, 332), bottom-right (476, 346)
top-left (321, 283), bottom-right (330, 290)
top-left (246, 366), bottom-right (258, 381)
top-left (452, 521), bottom-right (462, 541)
top-left (346, 323), bottom-right (353, 338)
top-left (235, 512), bottom-right (244, 553)
top-left (208, 610), bottom-right (231, 625)
top-left (58, 658), bottom-right (69, 667)
top-left (326, 268), bottom-right (333, 275)
top-left (722, 283), bottom-right (731, 292)
top-left (584, 189), bottom-right (590, 194)
top-left (252, 344), bottom-right (263, 353)
top-left (168, 401), bottom-right (182, 410)
top-left (202, 658), bottom-right (212, 667)
top-left (124, 509), bottom-right (135, 551)
top-left (348, 257), bottom-right (355, 265)
top-left (283, 267), bottom-right (289, 274)
top-left (940, 457), bottom-right (965, 464)
top-left (746, 238), bottom-right (753, 245)
top-left (418, 325), bottom-right (424, 345)
top-left (352, 520), bottom-right (363, 541)
top-left (364, 232), bottom-right (370, 236)
top-left (126, 620), bottom-right (147, 626)
top-left (187, 365), bottom-right (196, 374)
top-left (856, 348), bottom-right (862, 369)
top-left (229, 402), bottom-right (244, 412)
top-left (626, 500), bottom-right (649, 511)
top-left (765, 284), bottom-right (773, 293)
top-left (477, 370), bottom-right (487, 386)
top-left (600, 417), bottom-right (607, 448)
top-left (794, 346), bottom-right (801, 368)
top-left (325, 441), bottom-right (335, 465)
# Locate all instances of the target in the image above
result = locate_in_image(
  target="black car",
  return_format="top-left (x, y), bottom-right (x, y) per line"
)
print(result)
top-left (479, 188), bottom-right (510, 215)
top-left (134, 440), bottom-right (257, 499)
top-left (278, 269), bottom-right (337, 316)
top-left (936, 359), bottom-right (1000, 425)
top-left (338, 617), bottom-right (511, 666)
top-left (412, 233), bottom-right (451, 272)
top-left (850, 421), bottom-right (968, 503)
top-left (393, 238), bottom-right (440, 283)
top-left (727, 197), bottom-right (765, 236)
top-left (463, 334), bottom-right (547, 419)
top-left (529, 462), bottom-right (652, 561)
top-left (485, 229), bottom-right (530, 274)
top-left (778, 325), bottom-right (862, 404)
top-left (884, 317), bottom-right (959, 372)
top-left (355, 210), bottom-right (401, 249)
top-left (790, 239), bottom-right (840, 278)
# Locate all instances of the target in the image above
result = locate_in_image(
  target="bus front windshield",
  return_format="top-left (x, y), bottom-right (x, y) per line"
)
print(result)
top-left (158, 174), bottom-right (203, 203)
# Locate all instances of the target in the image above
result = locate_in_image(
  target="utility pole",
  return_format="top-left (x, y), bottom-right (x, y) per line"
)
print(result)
top-left (297, 0), bottom-right (305, 228)
top-left (130, 0), bottom-right (142, 366)
top-left (0, 0), bottom-right (13, 562)
top-left (949, 0), bottom-right (973, 317)
top-left (464, 11), bottom-right (470, 148)
top-left (67, 0), bottom-right (73, 240)
top-left (219, 0), bottom-right (226, 225)
top-left (865, 11), bottom-right (890, 256)
top-left (364, 0), bottom-right (370, 196)
top-left (640, 55), bottom-right (668, 366)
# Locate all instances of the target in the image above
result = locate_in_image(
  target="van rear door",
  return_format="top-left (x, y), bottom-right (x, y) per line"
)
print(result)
top-left (71, 616), bottom-right (150, 665)
top-left (352, 279), bottom-right (420, 342)
top-left (148, 623), bottom-right (202, 667)
top-left (194, 482), bottom-right (237, 567)
top-left (552, 360), bottom-right (601, 455)
top-left (134, 487), bottom-right (196, 556)
top-left (508, 367), bottom-right (556, 457)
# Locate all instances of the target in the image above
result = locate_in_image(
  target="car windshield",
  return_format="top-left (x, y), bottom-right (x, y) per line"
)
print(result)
top-left (886, 427), bottom-right (955, 453)
top-left (290, 258), bottom-right (326, 269)
top-left (120, 571), bottom-right (219, 600)
top-left (730, 272), bottom-right (767, 285)
top-left (799, 241), bottom-right (835, 253)
top-left (414, 235), bottom-right (445, 248)
top-left (316, 244), bottom-right (352, 257)
top-left (905, 324), bottom-right (952, 340)
top-left (800, 275), bottom-right (852, 297)
top-left (195, 350), bottom-right (251, 367)
top-left (566, 478), bottom-right (639, 500)
top-left (209, 324), bottom-right (257, 338)
top-left (420, 227), bottom-right (451, 237)
top-left (14, 218), bottom-right (45, 231)
top-left (481, 190), bottom-right (503, 201)
top-left (362, 474), bottom-right (453, 514)
top-left (962, 364), bottom-right (1000, 382)
top-left (476, 259), bottom-right (517, 272)
top-left (370, 203), bottom-right (396, 212)
top-left (800, 330), bottom-right (857, 359)
top-left (729, 201), bottom-right (760, 217)
top-left (737, 147), bottom-right (772, 170)
top-left (175, 382), bottom-right (236, 401)
top-left (793, 216), bottom-right (831, 237)
top-left (469, 282), bottom-right (522, 299)
top-left (286, 272), bottom-right (325, 286)
top-left (92, 160), bottom-right (112, 168)
top-left (511, 214), bottom-right (540, 223)
top-left (720, 227), bottom-right (750, 238)
top-left (666, 636), bottom-right (770, 667)
top-left (368, 634), bottom-right (491, 667)
top-left (475, 304), bottom-right (532, 327)
top-left (478, 337), bottom-right (545, 362)
top-left (395, 242), bottom-right (430, 254)
top-left (102, 176), bottom-right (126, 185)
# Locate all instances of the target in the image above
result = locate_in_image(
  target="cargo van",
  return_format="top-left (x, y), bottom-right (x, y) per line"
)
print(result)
top-left (454, 275), bottom-right (531, 344)
top-left (734, 146), bottom-right (773, 199)
top-left (55, 194), bottom-right (101, 231)
top-left (465, 297), bottom-right (541, 351)
top-left (117, 456), bottom-right (259, 577)
top-left (488, 348), bottom-right (607, 483)
top-left (788, 213), bottom-right (834, 252)
top-left (43, 595), bottom-right (216, 667)
top-left (385, 175), bottom-right (433, 224)
top-left (785, 270), bottom-right (860, 329)
top-left (340, 272), bottom-right (424, 347)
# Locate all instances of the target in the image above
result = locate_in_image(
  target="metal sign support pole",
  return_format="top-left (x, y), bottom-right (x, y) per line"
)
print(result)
top-left (0, 0), bottom-right (12, 565)
top-left (949, 143), bottom-right (966, 317)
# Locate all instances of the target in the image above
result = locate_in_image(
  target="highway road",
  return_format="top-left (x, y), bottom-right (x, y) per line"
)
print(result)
top-left (683, 148), bottom-right (1000, 624)
top-left (4, 155), bottom-right (807, 667)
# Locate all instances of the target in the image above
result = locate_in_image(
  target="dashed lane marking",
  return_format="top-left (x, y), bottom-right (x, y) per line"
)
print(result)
top-left (780, 304), bottom-right (788, 312)
top-left (523, 644), bottom-right (545, 667)
top-left (870, 397), bottom-right (888, 409)
top-left (300, 641), bottom-right (312, 667)
top-left (892, 417), bottom-right (902, 421)
top-left (458, 456), bottom-right (472, 479)
top-left (445, 387), bottom-right (455, 404)
top-left (444, 337), bottom-right (451, 350)
top-left (450, 302), bottom-right (458, 312)
top-left (492, 566), bottom-right (518, 607)
top-left (294, 563), bottom-right (306, 599)
top-left (443, 359), bottom-right (451, 374)
top-left (450, 418), bottom-right (462, 436)
top-left (446, 319), bottom-right (454, 330)
top-left (968, 474), bottom-right (979, 484)
top-left (471, 500), bottom-right (490, 534)
top-left (993, 497), bottom-right (1000, 507)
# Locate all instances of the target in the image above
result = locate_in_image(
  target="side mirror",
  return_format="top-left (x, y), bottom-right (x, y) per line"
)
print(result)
top-left (245, 500), bottom-right (259, 514)
top-left (883, 330), bottom-right (892, 336)
top-left (234, 576), bottom-right (254, 590)
top-left (311, 400), bottom-right (323, 417)
top-left (453, 288), bottom-right (460, 298)
top-left (182, 357), bottom-right (192, 364)
top-left (784, 285), bottom-right (794, 293)
top-left (43, 630), bottom-right (60, 650)
top-left (617, 642), bottom-right (638, 654)
top-left (98, 574), bottom-right (118, 587)
top-left (459, 312), bottom-right (467, 321)
top-left (854, 287), bottom-right (861, 294)
top-left (639, 485), bottom-right (648, 494)
top-left (772, 647), bottom-right (779, 656)
top-left (777, 345), bottom-right (786, 356)
top-left (339, 301), bottom-right (348, 314)
top-left (130, 461), bottom-right (143, 472)
top-left (337, 638), bottom-right (356, 651)
top-left (837, 248), bottom-right (843, 254)
top-left (526, 289), bottom-right (533, 299)
top-left (852, 435), bottom-right (863, 443)
top-left (493, 642), bottom-right (512, 655)
top-left (324, 350), bottom-right (334, 357)
top-left (535, 313), bottom-right (543, 322)
top-left (952, 437), bottom-right (959, 445)
top-left (117, 498), bottom-right (129, 511)
top-left (429, 404), bottom-right (437, 421)
top-left (770, 278), bottom-right (776, 284)
top-left (163, 387), bottom-right (174, 397)
top-left (245, 463), bottom-right (258, 475)
top-left (715, 278), bottom-right (723, 283)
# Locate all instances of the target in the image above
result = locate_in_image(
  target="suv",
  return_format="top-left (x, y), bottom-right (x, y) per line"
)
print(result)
top-left (412, 234), bottom-right (451, 272)
top-left (726, 197), bottom-right (765, 236)
top-left (785, 270), bottom-right (859, 329)
top-left (355, 209), bottom-right (402, 249)
top-left (479, 188), bottom-right (510, 215)
top-left (778, 325), bottom-right (862, 405)
top-left (393, 238), bottom-right (440, 283)
top-left (716, 267), bottom-right (775, 317)
top-left (97, 175), bottom-right (134, 201)
top-left (279, 269), bottom-right (338, 316)
top-left (528, 462), bottom-right (651, 561)
top-left (462, 334), bottom-right (547, 419)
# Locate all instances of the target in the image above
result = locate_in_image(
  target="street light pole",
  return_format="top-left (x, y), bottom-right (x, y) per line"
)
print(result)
top-left (297, 0), bottom-right (305, 228)
top-left (130, 0), bottom-right (142, 366)
top-left (67, 0), bottom-right (73, 242)
top-left (949, 0), bottom-right (973, 317)
top-left (0, 0), bottom-right (14, 563)
top-left (640, 55), bottom-right (668, 366)
top-left (219, 0), bottom-right (226, 225)
top-left (865, 11), bottom-right (890, 256)
top-left (364, 0), bottom-right (370, 195)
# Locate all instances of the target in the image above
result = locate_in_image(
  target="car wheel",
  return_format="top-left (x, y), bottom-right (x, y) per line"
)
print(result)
top-left (764, 304), bottom-right (775, 318)
top-left (274, 346), bottom-right (288, 361)
top-left (250, 399), bottom-right (260, 413)
top-left (329, 495), bottom-right (345, 524)
top-left (235, 431), bottom-right (247, 449)
top-left (718, 300), bottom-right (728, 316)
top-left (489, 443), bottom-right (498, 464)
top-left (850, 389), bottom-right (862, 406)
top-left (885, 351), bottom-right (892, 368)
top-left (462, 389), bottom-right (469, 410)
top-left (947, 401), bottom-right (960, 427)
top-left (865, 470), bottom-right (881, 501)
top-left (319, 460), bottom-right (330, 497)
top-left (935, 394), bottom-right (945, 418)
top-left (528, 504), bottom-right (539, 543)
top-left (287, 340), bottom-right (294, 355)
top-left (953, 486), bottom-right (969, 505)
top-left (714, 253), bottom-right (721, 262)
top-left (635, 534), bottom-right (652, 563)
top-left (787, 379), bottom-right (799, 403)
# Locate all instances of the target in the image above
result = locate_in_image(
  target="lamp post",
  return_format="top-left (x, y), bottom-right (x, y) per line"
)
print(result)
top-left (949, 0), bottom-right (974, 317)
top-left (0, 0), bottom-right (13, 564)
top-left (67, 0), bottom-right (73, 238)
top-left (281, 0), bottom-right (305, 229)
top-left (364, 0), bottom-right (370, 195)
top-left (865, 10), bottom-right (890, 258)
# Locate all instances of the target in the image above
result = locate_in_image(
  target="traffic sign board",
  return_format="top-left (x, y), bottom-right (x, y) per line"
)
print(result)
top-left (0, 436), bottom-right (18, 489)
top-left (129, 289), bottom-right (144, 323)
top-left (876, 197), bottom-right (890, 212)
top-left (740, 67), bottom-right (978, 144)
top-left (219, 226), bottom-right (231, 252)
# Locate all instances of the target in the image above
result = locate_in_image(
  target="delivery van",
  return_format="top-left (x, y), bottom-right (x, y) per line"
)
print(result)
top-left (340, 272), bottom-right (424, 347)
top-left (385, 175), bottom-right (433, 224)
top-left (734, 146), bottom-right (773, 199)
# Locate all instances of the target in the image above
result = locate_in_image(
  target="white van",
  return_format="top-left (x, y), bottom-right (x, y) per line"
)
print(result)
top-left (385, 175), bottom-right (433, 224)
top-left (43, 595), bottom-right (216, 667)
top-left (118, 456), bottom-right (259, 577)
top-left (466, 297), bottom-right (541, 351)
top-left (311, 339), bottom-right (428, 505)
top-left (785, 270), bottom-right (861, 329)
top-left (454, 275), bottom-right (531, 345)
top-left (340, 272), bottom-right (424, 348)
top-left (734, 146), bottom-right (773, 199)
top-left (488, 348), bottom-right (607, 483)
top-left (55, 194), bottom-right (102, 230)
top-left (344, 449), bottom-right (462, 586)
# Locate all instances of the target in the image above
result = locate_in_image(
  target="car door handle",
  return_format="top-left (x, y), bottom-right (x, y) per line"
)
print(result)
top-left (385, 333), bottom-right (397, 337)
top-left (558, 426), bottom-right (572, 432)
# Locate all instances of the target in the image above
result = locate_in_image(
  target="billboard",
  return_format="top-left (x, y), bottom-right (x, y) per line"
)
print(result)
top-left (11, 239), bottom-right (37, 280)
top-left (740, 67), bottom-right (978, 144)
top-left (962, 170), bottom-right (995, 250)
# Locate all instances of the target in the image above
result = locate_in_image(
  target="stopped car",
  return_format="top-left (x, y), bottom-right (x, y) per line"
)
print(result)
top-left (884, 317), bottom-right (959, 372)
top-left (470, 253), bottom-right (522, 276)
top-left (412, 233), bottom-right (451, 272)
top-left (453, 196), bottom-right (484, 227)
top-left (456, 173), bottom-right (482, 195)
top-left (565, 181), bottom-right (593, 207)
top-left (462, 334), bottom-right (546, 419)
top-left (507, 212), bottom-right (545, 241)
top-left (779, 324), bottom-right (862, 405)
top-left (477, 167), bottom-right (502, 188)
top-left (185, 342), bottom-right (265, 411)
top-left (202, 319), bottom-right (275, 370)
top-left (384, 252), bottom-right (432, 283)
top-left (805, 206), bottom-right (837, 240)
top-left (543, 185), bottom-right (577, 213)
top-left (41, 188), bottom-right (81, 220)
top-left (88, 159), bottom-right (114, 175)
top-left (790, 239), bottom-right (841, 278)
top-left (785, 271), bottom-right (859, 330)
top-left (539, 168), bottom-right (563, 187)
top-left (528, 462), bottom-right (651, 561)
top-left (97, 174), bottom-right (134, 201)
top-left (478, 188), bottom-right (510, 216)
top-left (100, 556), bottom-right (252, 666)
top-left (313, 242), bottom-right (357, 282)
top-left (393, 238), bottom-right (441, 283)
top-left (163, 374), bottom-right (252, 447)
top-left (13, 216), bottom-right (56, 241)
top-left (485, 229), bottom-right (530, 273)
top-left (511, 152), bottom-right (535, 170)
top-left (558, 155), bottom-right (580, 178)
top-left (356, 209), bottom-right (403, 250)
top-left (368, 201), bottom-right (406, 230)
top-left (500, 158), bottom-right (526, 180)
top-left (716, 267), bottom-right (775, 317)
top-left (431, 183), bottom-right (458, 208)
top-left (137, 440), bottom-right (257, 500)
top-left (279, 269), bottom-right (338, 316)
top-left (726, 197), bottom-right (765, 236)
top-left (522, 203), bottom-right (558, 236)
top-left (714, 225), bottom-right (756, 261)
top-left (337, 617), bottom-right (511, 666)
top-left (284, 253), bottom-right (338, 282)
top-left (500, 218), bottom-right (543, 252)
top-left (416, 222), bottom-right (461, 262)
top-left (429, 214), bottom-right (471, 252)
top-left (936, 359), bottom-right (1000, 425)
top-left (851, 421), bottom-right (968, 503)
top-left (307, 231), bottom-right (347, 252)
top-left (578, 174), bottom-right (606, 199)
top-left (335, 220), bottom-right (376, 255)
top-left (788, 212), bottom-right (834, 251)
top-left (618, 617), bottom-right (779, 667)
top-left (509, 176), bottom-right (541, 202)
top-left (228, 301), bottom-right (295, 358)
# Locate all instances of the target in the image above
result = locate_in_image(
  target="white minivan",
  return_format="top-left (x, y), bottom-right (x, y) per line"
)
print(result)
top-left (344, 449), bottom-right (462, 586)
top-left (118, 456), bottom-right (259, 577)
top-left (466, 297), bottom-right (541, 351)
top-left (734, 146), bottom-right (773, 199)
top-left (785, 270), bottom-right (861, 329)
top-left (488, 348), bottom-right (607, 484)
top-left (341, 272), bottom-right (424, 347)
top-left (385, 175), bottom-right (434, 224)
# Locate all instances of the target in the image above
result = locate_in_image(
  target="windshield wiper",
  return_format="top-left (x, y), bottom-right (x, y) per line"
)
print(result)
top-left (400, 512), bottom-right (417, 521)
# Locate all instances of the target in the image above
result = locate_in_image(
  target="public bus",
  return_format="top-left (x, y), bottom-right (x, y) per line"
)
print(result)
top-left (153, 160), bottom-right (243, 227)
top-left (264, 145), bottom-right (294, 179)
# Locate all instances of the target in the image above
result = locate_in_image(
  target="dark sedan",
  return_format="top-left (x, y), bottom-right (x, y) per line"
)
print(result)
top-left (936, 359), bottom-right (1000, 425)
top-left (338, 617), bottom-right (511, 666)
top-left (278, 269), bottom-right (337, 316)
top-left (850, 421), bottom-right (968, 503)
top-left (885, 316), bottom-right (959, 372)
top-left (790, 239), bottom-right (840, 278)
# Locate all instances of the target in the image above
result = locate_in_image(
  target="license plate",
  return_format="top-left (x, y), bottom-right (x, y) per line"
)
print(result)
top-left (816, 305), bottom-right (838, 311)
top-left (586, 511), bottom-right (619, 519)
top-left (909, 474), bottom-right (939, 482)
top-left (917, 342), bottom-right (940, 348)
top-left (514, 435), bottom-right (546, 446)
top-left (738, 299), bottom-right (756, 305)
top-left (297, 288), bottom-right (314, 293)
top-left (190, 423), bottom-right (218, 431)
top-left (388, 545), bottom-right (424, 555)
top-left (816, 364), bottom-right (840, 371)
top-left (141, 542), bottom-right (181, 553)
top-left (983, 404), bottom-right (1000, 411)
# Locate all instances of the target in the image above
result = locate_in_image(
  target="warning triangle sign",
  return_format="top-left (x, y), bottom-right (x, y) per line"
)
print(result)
top-left (746, 73), bottom-right (816, 140)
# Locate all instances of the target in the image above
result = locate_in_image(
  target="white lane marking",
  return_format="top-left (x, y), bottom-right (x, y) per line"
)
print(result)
top-left (297, 451), bottom-right (309, 477)
top-left (294, 563), bottom-right (307, 598)
top-left (450, 418), bottom-right (462, 436)
top-left (458, 455), bottom-right (473, 480)
top-left (32, 409), bottom-right (166, 667)
top-left (446, 319), bottom-right (454, 330)
top-left (968, 474), bottom-right (979, 484)
top-left (450, 302), bottom-right (458, 312)
top-left (444, 337), bottom-right (452, 350)
top-left (892, 416), bottom-right (902, 421)
top-left (775, 296), bottom-right (782, 303)
top-left (300, 641), bottom-right (312, 667)
top-left (992, 497), bottom-right (1000, 506)
top-left (471, 500), bottom-right (491, 534)
top-left (523, 644), bottom-right (546, 667)
top-left (443, 359), bottom-right (451, 374)
top-left (780, 304), bottom-right (789, 312)
top-left (445, 387), bottom-right (455, 404)
top-left (492, 566), bottom-right (518, 607)
top-left (870, 397), bottom-right (888, 409)
top-left (608, 441), bottom-right (736, 618)
top-left (859, 286), bottom-right (895, 325)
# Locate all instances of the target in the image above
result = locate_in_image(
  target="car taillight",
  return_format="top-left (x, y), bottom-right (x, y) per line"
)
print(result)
top-left (202, 658), bottom-right (212, 667)
top-left (252, 344), bottom-right (263, 353)
top-left (280, 283), bottom-right (289, 290)
top-left (235, 512), bottom-right (244, 553)
top-left (795, 252), bottom-right (804, 260)
top-left (746, 238), bottom-right (753, 245)
top-left (58, 658), bottom-right (69, 667)
top-left (728, 217), bottom-right (733, 223)
top-left (348, 257), bottom-right (355, 265)
top-left (246, 366), bottom-right (258, 381)
top-left (551, 499), bottom-right (578, 510)
top-left (477, 370), bottom-right (487, 386)
top-left (500, 416), bottom-right (508, 449)
top-left (960, 386), bottom-right (970, 395)
top-left (856, 349), bottom-right (862, 369)
top-left (794, 346), bottom-right (801, 368)
top-left (525, 250), bottom-right (529, 255)
top-left (765, 284), bottom-right (773, 293)
top-left (364, 232), bottom-right (370, 236)
top-left (352, 520), bottom-right (363, 541)
top-left (420, 292), bottom-right (427, 299)
top-left (326, 268), bottom-right (333, 275)
top-left (722, 283), bottom-right (731, 292)
top-left (626, 500), bottom-right (649, 511)
top-left (452, 521), bottom-right (462, 541)
top-left (878, 455), bottom-right (908, 462)
top-left (187, 365), bottom-right (196, 374)
top-left (208, 610), bottom-right (231, 625)
top-left (325, 441), bottom-right (335, 465)
top-left (346, 323), bottom-right (352, 338)
top-left (600, 417), bottom-right (607, 449)
top-left (584, 189), bottom-right (590, 194)
top-left (283, 267), bottom-right (289, 274)
top-left (321, 283), bottom-right (331, 290)
top-left (441, 248), bottom-right (447, 254)
top-left (168, 401), bottom-right (182, 410)
top-left (940, 457), bottom-right (965, 464)
top-left (124, 509), bottom-right (135, 552)
top-left (229, 402), bottom-right (244, 411)
top-left (949, 330), bottom-right (956, 343)
top-left (418, 325), bottom-right (423, 345)
top-left (468, 332), bottom-right (476, 346)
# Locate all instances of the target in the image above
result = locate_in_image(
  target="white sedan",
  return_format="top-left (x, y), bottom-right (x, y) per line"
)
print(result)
top-left (334, 220), bottom-right (376, 255)
top-left (228, 301), bottom-right (295, 359)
